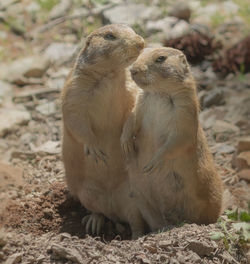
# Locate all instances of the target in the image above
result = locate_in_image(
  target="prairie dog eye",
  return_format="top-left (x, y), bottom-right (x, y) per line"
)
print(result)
top-left (104, 33), bottom-right (116, 40)
top-left (155, 56), bottom-right (166, 63)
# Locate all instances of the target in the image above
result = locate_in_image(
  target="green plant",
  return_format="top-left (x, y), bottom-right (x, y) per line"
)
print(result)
top-left (36, 0), bottom-right (60, 11)
top-left (210, 209), bottom-right (250, 254)
top-left (210, 11), bottom-right (226, 28)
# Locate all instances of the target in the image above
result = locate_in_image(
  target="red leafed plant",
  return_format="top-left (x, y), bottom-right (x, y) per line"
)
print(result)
top-left (164, 26), bottom-right (221, 64)
top-left (212, 36), bottom-right (250, 76)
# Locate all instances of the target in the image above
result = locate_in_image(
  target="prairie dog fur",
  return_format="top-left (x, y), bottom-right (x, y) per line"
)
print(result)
top-left (61, 24), bottom-right (145, 238)
top-left (121, 47), bottom-right (223, 231)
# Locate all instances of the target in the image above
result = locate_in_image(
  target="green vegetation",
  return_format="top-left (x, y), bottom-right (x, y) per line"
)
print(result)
top-left (36, 0), bottom-right (60, 11)
top-left (210, 11), bottom-right (226, 28)
top-left (233, 0), bottom-right (250, 25)
top-left (210, 209), bottom-right (250, 255)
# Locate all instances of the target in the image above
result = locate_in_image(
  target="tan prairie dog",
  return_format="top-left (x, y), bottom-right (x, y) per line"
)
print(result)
top-left (61, 24), bottom-right (146, 238)
top-left (121, 47), bottom-right (223, 231)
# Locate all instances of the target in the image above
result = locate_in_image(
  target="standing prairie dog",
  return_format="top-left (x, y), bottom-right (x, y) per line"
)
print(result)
top-left (121, 47), bottom-right (223, 231)
top-left (61, 24), bottom-right (146, 238)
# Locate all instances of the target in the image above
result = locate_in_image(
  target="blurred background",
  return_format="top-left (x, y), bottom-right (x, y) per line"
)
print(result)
top-left (0, 0), bottom-right (249, 262)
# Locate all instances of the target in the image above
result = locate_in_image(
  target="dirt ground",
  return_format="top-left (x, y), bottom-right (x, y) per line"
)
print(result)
top-left (0, 0), bottom-right (250, 263)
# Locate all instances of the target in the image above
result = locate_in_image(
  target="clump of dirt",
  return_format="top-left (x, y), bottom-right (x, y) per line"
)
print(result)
top-left (1, 182), bottom-right (87, 237)
top-left (1, 181), bottom-right (131, 240)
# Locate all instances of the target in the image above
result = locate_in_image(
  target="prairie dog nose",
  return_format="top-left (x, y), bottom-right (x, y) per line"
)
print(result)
top-left (135, 35), bottom-right (145, 50)
top-left (130, 68), bottom-right (139, 76)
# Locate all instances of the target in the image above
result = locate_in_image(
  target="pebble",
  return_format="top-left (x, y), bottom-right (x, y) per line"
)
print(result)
top-left (237, 136), bottom-right (250, 153)
top-left (203, 89), bottom-right (224, 108)
top-left (233, 151), bottom-right (250, 171)
top-left (0, 108), bottom-right (31, 136)
top-left (238, 169), bottom-right (250, 182)
top-left (4, 56), bottom-right (50, 84)
top-left (49, 0), bottom-right (72, 20)
top-left (102, 4), bottom-right (161, 26)
top-left (4, 253), bottom-right (22, 264)
top-left (44, 43), bottom-right (78, 66)
top-left (146, 16), bottom-right (178, 34)
top-left (36, 101), bottom-right (56, 116)
top-left (187, 239), bottom-right (216, 257)
top-left (50, 243), bottom-right (83, 263)
top-left (167, 20), bottom-right (191, 40)
top-left (168, 1), bottom-right (191, 21)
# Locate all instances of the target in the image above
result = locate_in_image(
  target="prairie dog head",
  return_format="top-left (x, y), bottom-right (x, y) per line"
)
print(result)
top-left (76, 24), bottom-right (144, 72)
top-left (130, 47), bottom-right (192, 93)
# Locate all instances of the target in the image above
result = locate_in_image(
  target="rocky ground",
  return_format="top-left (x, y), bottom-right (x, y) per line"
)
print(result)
top-left (0, 0), bottom-right (249, 263)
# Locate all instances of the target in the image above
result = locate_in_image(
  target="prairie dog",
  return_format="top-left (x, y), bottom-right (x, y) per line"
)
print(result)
top-left (121, 47), bottom-right (223, 231)
top-left (61, 24), bottom-right (145, 238)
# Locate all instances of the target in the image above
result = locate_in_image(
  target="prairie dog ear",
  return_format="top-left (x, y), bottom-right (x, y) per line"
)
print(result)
top-left (178, 53), bottom-right (189, 74)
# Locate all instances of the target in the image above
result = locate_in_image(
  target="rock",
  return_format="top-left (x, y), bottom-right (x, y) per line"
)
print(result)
top-left (0, 108), bottom-right (31, 136)
top-left (158, 240), bottom-right (172, 249)
top-left (167, 20), bottom-right (191, 40)
top-left (46, 78), bottom-right (65, 90)
top-left (26, 2), bottom-right (41, 13)
top-left (216, 144), bottom-right (235, 154)
top-left (0, 80), bottom-right (12, 106)
top-left (237, 137), bottom-right (250, 153)
top-left (233, 152), bottom-right (250, 171)
top-left (212, 120), bottom-right (239, 141)
top-left (33, 141), bottom-right (60, 155)
top-left (50, 244), bottom-right (83, 263)
top-left (102, 4), bottom-right (161, 26)
top-left (44, 43), bottom-right (78, 66)
top-left (4, 56), bottom-right (50, 84)
top-left (4, 252), bottom-right (22, 264)
top-left (203, 89), bottom-right (224, 108)
top-left (49, 0), bottom-right (72, 20)
top-left (0, 229), bottom-right (7, 247)
top-left (193, 1), bottom-right (239, 25)
top-left (238, 169), bottom-right (250, 182)
top-left (168, 1), bottom-right (191, 21)
top-left (146, 17), bottom-right (178, 34)
top-left (187, 240), bottom-right (216, 257)
top-left (36, 101), bottom-right (56, 116)
top-left (0, 0), bottom-right (17, 10)
top-left (0, 162), bottom-right (23, 190)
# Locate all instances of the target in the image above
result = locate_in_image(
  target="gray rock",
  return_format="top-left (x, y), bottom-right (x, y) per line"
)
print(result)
top-left (212, 120), bottom-right (239, 139)
top-left (103, 4), bottom-right (161, 26)
top-left (5, 3), bottom-right (23, 16)
top-left (146, 16), bottom-right (178, 34)
top-left (33, 141), bottom-right (60, 155)
top-left (36, 101), bottom-right (57, 116)
top-left (44, 43), bottom-right (78, 66)
top-left (26, 2), bottom-right (41, 13)
top-left (49, 0), bottom-right (72, 20)
top-left (50, 243), bottom-right (83, 263)
top-left (216, 144), bottom-right (235, 154)
top-left (4, 56), bottom-right (50, 84)
top-left (4, 252), bottom-right (22, 264)
top-left (0, 80), bottom-right (12, 105)
top-left (0, 108), bottom-right (31, 136)
top-left (193, 1), bottom-right (239, 25)
top-left (0, 30), bottom-right (7, 39)
top-left (72, 7), bottom-right (89, 17)
top-left (0, 0), bottom-right (17, 10)
top-left (168, 1), bottom-right (191, 21)
top-left (0, 229), bottom-right (7, 247)
top-left (167, 20), bottom-right (191, 40)
top-left (187, 239), bottom-right (216, 257)
top-left (203, 89), bottom-right (224, 108)
top-left (46, 78), bottom-right (65, 90)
